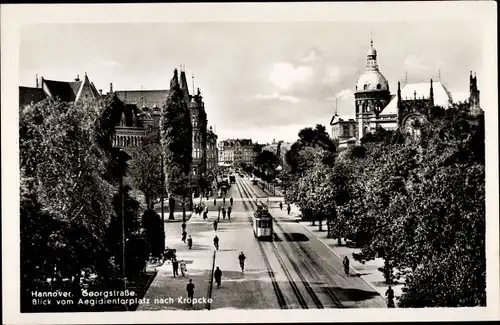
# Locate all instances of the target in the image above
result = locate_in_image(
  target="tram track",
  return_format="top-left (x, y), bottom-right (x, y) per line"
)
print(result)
top-left (233, 179), bottom-right (288, 309)
top-left (241, 178), bottom-right (344, 308)
top-left (236, 176), bottom-right (318, 309)
top-left (236, 179), bottom-right (309, 309)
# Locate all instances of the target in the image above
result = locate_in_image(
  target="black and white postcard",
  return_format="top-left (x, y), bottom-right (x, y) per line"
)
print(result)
top-left (2, 1), bottom-right (499, 324)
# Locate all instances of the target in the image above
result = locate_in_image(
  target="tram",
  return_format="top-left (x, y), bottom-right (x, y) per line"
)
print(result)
top-left (252, 200), bottom-right (273, 241)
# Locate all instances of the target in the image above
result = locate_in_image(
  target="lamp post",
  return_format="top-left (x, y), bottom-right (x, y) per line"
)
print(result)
top-left (160, 151), bottom-right (165, 252)
top-left (118, 148), bottom-right (127, 291)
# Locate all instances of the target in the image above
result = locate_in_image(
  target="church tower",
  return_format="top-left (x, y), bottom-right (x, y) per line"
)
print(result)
top-left (354, 39), bottom-right (392, 143)
top-left (469, 71), bottom-right (481, 115)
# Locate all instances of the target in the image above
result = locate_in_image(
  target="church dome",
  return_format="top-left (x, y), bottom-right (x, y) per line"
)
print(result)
top-left (356, 70), bottom-right (389, 92)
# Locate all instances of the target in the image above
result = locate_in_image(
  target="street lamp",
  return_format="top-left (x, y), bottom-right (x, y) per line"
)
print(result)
top-left (117, 148), bottom-right (127, 291)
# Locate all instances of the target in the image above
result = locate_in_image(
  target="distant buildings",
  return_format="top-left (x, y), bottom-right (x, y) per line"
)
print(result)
top-left (218, 139), bottom-right (255, 167)
top-left (262, 139), bottom-right (293, 168)
top-left (330, 40), bottom-right (482, 149)
top-left (19, 67), bottom-right (219, 197)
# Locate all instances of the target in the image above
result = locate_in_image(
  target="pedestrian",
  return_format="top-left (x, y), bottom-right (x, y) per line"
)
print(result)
top-left (222, 207), bottom-right (226, 220)
top-left (230, 197), bottom-right (233, 206)
top-left (238, 251), bottom-right (246, 273)
top-left (223, 197), bottom-right (226, 205)
top-left (214, 266), bottom-right (222, 288)
top-left (343, 256), bottom-right (350, 276)
top-left (287, 204), bottom-right (291, 215)
top-left (172, 258), bottom-right (179, 277)
top-left (385, 286), bottom-right (395, 308)
top-left (218, 205), bottom-right (221, 218)
top-left (186, 279), bottom-right (195, 306)
top-left (182, 222), bottom-right (187, 232)
top-left (213, 235), bottom-right (219, 250)
top-left (187, 235), bottom-right (193, 250)
top-left (180, 260), bottom-right (187, 277)
top-left (182, 230), bottom-right (187, 243)
top-left (213, 198), bottom-right (216, 206)
top-left (279, 202), bottom-right (283, 210)
top-left (227, 206), bottom-right (232, 220)
top-left (213, 220), bottom-right (218, 231)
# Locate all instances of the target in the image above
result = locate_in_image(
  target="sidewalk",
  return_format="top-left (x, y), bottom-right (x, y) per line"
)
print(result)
top-left (137, 207), bottom-right (218, 311)
top-left (271, 202), bottom-right (403, 307)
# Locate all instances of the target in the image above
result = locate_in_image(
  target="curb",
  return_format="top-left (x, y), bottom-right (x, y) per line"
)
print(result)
top-left (297, 220), bottom-right (386, 304)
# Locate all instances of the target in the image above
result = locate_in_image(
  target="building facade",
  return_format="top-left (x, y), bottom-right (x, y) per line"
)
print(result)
top-left (206, 126), bottom-right (218, 172)
top-left (330, 40), bottom-right (482, 149)
top-left (218, 139), bottom-right (255, 167)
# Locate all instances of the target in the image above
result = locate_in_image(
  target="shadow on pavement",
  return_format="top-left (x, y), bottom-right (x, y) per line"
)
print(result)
top-left (327, 286), bottom-right (380, 302)
top-left (282, 232), bottom-right (310, 242)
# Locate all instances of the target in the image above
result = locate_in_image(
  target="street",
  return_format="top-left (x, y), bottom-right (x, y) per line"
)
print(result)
top-left (139, 175), bottom-right (386, 310)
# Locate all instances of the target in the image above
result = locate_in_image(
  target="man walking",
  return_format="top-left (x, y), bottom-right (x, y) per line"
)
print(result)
top-left (186, 279), bottom-right (195, 306)
top-left (213, 235), bottom-right (219, 251)
top-left (230, 197), bottom-right (233, 206)
top-left (227, 206), bottom-right (232, 220)
top-left (222, 207), bottom-right (226, 220)
top-left (187, 235), bottom-right (193, 250)
top-left (172, 258), bottom-right (179, 277)
top-left (213, 198), bottom-right (216, 206)
top-left (214, 267), bottom-right (222, 289)
top-left (287, 204), bottom-right (291, 216)
top-left (213, 219), bottom-right (218, 231)
top-left (343, 256), bottom-right (350, 276)
top-left (279, 202), bottom-right (283, 210)
top-left (218, 205), bottom-right (221, 220)
top-left (181, 230), bottom-right (187, 243)
top-left (385, 286), bottom-right (395, 308)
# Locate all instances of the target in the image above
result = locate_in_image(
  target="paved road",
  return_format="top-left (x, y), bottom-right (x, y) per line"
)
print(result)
top-left (139, 175), bottom-right (385, 310)
top-left (210, 175), bottom-right (386, 309)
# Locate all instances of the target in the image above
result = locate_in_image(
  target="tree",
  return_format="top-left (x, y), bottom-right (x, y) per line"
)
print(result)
top-left (127, 132), bottom-right (162, 209)
top-left (254, 150), bottom-right (280, 181)
top-left (19, 98), bottom-right (119, 311)
top-left (161, 69), bottom-right (193, 220)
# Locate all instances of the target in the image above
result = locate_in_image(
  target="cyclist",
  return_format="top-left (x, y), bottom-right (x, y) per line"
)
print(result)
top-left (238, 251), bottom-right (246, 273)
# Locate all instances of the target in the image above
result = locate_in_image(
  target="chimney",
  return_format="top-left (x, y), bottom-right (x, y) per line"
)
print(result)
top-left (110, 82), bottom-right (113, 93)
top-left (99, 89), bottom-right (103, 95)
top-left (36, 74), bottom-right (39, 88)
top-left (75, 74), bottom-right (80, 82)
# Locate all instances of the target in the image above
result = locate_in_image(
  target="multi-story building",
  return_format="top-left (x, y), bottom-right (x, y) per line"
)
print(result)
top-left (262, 139), bottom-right (293, 168)
top-left (19, 73), bottom-right (103, 108)
top-left (206, 126), bottom-right (218, 172)
top-left (20, 68), bottom-right (219, 197)
top-left (330, 39), bottom-right (482, 149)
top-left (218, 139), bottom-right (255, 167)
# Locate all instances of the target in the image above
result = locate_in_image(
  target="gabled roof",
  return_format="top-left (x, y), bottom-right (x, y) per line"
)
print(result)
top-left (43, 79), bottom-right (82, 102)
top-left (115, 90), bottom-right (169, 109)
top-left (330, 114), bottom-right (356, 125)
top-left (19, 86), bottom-right (47, 107)
top-left (382, 81), bottom-right (454, 115)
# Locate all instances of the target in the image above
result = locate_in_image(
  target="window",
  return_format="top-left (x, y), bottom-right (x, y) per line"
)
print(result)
top-left (343, 125), bottom-right (350, 137)
top-left (376, 84), bottom-right (381, 90)
top-left (364, 84), bottom-right (368, 90)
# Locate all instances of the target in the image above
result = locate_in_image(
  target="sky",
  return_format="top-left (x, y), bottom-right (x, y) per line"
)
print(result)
top-left (19, 21), bottom-right (484, 144)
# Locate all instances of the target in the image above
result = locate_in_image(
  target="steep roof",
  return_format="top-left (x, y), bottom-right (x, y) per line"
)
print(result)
top-left (115, 90), bottom-right (168, 109)
top-left (43, 79), bottom-right (82, 102)
top-left (382, 81), bottom-right (454, 115)
top-left (179, 70), bottom-right (191, 105)
top-left (19, 86), bottom-right (47, 107)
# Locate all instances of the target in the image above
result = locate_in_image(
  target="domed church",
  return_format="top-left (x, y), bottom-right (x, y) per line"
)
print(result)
top-left (330, 39), bottom-right (481, 149)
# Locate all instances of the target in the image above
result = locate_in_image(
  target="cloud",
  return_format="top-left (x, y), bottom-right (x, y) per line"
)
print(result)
top-left (269, 62), bottom-right (313, 90)
top-left (301, 49), bottom-right (324, 63)
top-left (90, 59), bottom-right (123, 68)
top-left (332, 88), bottom-right (355, 100)
top-left (254, 92), bottom-right (300, 103)
top-left (321, 66), bottom-right (342, 85)
top-left (403, 55), bottom-right (429, 73)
